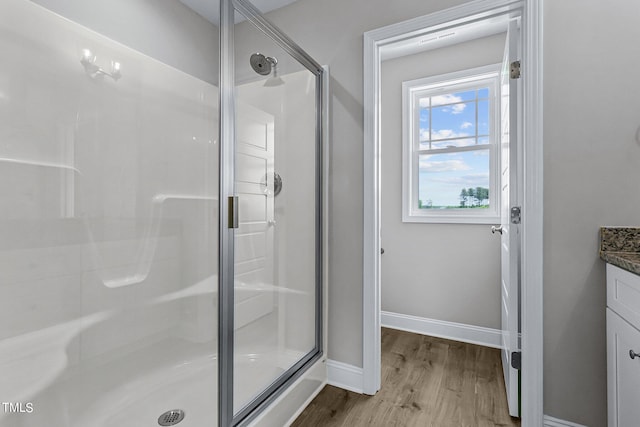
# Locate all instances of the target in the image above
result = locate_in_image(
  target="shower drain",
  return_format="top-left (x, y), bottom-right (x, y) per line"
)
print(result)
top-left (158, 409), bottom-right (185, 426)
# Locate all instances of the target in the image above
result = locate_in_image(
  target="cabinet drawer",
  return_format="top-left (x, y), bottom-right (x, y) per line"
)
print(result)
top-left (607, 308), bottom-right (640, 427)
top-left (607, 264), bottom-right (640, 330)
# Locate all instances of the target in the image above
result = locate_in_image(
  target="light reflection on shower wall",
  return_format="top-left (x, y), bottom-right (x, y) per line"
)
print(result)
top-left (0, 1), bottom-right (219, 425)
top-left (30, 0), bottom-right (220, 85)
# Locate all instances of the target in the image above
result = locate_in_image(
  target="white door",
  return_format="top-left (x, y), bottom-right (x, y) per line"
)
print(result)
top-left (234, 103), bottom-right (276, 329)
top-left (500, 18), bottom-right (522, 418)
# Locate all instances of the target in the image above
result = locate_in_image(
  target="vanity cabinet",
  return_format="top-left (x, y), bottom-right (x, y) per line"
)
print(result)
top-left (607, 264), bottom-right (640, 427)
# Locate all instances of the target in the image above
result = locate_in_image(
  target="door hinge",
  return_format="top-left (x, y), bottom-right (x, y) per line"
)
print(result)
top-left (510, 206), bottom-right (521, 225)
top-left (511, 351), bottom-right (521, 370)
top-left (510, 60), bottom-right (521, 79)
top-left (228, 196), bottom-right (239, 229)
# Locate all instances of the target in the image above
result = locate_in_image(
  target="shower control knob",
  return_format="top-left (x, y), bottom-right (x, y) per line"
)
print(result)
top-left (630, 350), bottom-right (640, 360)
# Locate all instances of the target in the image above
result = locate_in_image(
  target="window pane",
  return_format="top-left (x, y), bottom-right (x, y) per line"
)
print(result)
top-left (418, 96), bottom-right (430, 108)
top-left (431, 101), bottom-right (475, 140)
top-left (478, 99), bottom-right (489, 135)
top-left (478, 136), bottom-right (490, 145)
top-left (431, 138), bottom-right (476, 150)
top-left (478, 87), bottom-right (489, 99)
top-left (431, 90), bottom-right (475, 106)
top-left (419, 108), bottom-right (430, 149)
top-left (418, 150), bottom-right (490, 209)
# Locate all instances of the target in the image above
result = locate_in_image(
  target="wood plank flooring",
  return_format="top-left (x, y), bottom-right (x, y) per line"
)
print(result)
top-left (292, 328), bottom-right (520, 427)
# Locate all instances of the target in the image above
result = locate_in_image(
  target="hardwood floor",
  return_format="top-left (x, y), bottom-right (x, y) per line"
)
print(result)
top-left (292, 328), bottom-right (520, 427)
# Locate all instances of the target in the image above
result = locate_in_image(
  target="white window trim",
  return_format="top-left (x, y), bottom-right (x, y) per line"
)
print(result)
top-left (401, 64), bottom-right (501, 224)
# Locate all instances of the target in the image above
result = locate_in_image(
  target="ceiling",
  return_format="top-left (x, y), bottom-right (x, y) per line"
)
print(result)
top-left (179, 0), bottom-right (300, 25)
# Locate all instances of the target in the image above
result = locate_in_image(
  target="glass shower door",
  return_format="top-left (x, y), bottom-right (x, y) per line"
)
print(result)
top-left (220, 0), bottom-right (324, 424)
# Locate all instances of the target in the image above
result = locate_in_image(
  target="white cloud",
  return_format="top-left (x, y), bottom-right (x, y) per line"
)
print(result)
top-left (430, 172), bottom-right (490, 186)
top-left (419, 158), bottom-right (471, 173)
top-left (432, 129), bottom-right (469, 139)
top-left (419, 93), bottom-right (467, 114)
top-left (418, 97), bottom-right (432, 108)
top-left (419, 94), bottom-right (467, 114)
top-left (431, 94), bottom-right (461, 107)
top-left (418, 127), bottom-right (476, 149)
top-left (449, 103), bottom-right (466, 114)
top-left (472, 149), bottom-right (489, 156)
top-left (460, 121), bottom-right (473, 129)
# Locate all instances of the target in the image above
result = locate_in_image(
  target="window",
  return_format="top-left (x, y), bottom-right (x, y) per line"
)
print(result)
top-left (402, 64), bottom-right (501, 224)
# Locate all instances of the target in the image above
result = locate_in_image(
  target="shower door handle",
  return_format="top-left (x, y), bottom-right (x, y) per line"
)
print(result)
top-left (228, 196), bottom-right (239, 229)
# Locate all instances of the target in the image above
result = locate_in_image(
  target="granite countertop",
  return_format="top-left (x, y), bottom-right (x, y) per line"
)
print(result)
top-left (599, 227), bottom-right (640, 275)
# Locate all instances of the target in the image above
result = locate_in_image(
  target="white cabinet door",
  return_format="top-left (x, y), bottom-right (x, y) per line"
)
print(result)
top-left (607, 307), bottom-right (640, 427)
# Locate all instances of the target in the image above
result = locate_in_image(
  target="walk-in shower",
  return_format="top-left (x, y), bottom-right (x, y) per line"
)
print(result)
top-left (0, 0), bottom-right (326, 426)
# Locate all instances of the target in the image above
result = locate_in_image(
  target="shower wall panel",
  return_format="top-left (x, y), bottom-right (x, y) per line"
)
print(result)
top-left (0, 1), bottom-right (219, 425)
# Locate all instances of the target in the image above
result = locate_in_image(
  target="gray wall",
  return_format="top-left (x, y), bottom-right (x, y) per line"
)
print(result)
top-left (543, 1), bottom-right (640, 425)
top-left (266, 0), bottom-right (640, 425)
top-left (380, 34), bottom-right (505, 329)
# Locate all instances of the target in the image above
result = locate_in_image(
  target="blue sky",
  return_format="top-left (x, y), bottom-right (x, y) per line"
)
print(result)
top-left (418, 89), bottom-right (490, 207)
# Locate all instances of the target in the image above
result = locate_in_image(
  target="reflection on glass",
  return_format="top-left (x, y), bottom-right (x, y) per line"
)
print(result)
top-left (233, 7), bottom-right (318, 417)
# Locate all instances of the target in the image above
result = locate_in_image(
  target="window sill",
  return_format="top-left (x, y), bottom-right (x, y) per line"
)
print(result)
top-left (402, 213), bottom-right (500, 225)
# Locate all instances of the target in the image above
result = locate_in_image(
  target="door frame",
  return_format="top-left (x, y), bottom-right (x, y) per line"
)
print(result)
top-left (362, 0), bottom-right (543, 425)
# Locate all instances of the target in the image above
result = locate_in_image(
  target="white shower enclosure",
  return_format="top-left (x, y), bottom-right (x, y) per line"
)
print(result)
top-left (0, 0), bottom-right (326, 426)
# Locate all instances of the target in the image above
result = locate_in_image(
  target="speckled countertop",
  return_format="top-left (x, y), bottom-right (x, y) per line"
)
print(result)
top-left (600, 227), bottom-right (640, 275)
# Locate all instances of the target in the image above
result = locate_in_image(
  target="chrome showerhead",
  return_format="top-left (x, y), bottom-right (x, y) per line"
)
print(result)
top-left (250, 53), bottom-right (272, 76)
top-left (249, 53), bottom-right (284, 87)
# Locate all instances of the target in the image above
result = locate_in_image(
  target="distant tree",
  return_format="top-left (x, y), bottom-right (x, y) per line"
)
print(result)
top-left (418, 199), bottom-right (423, 209)
top-left (467, 187), bottom-right (476, 206)
top-left (459, 188), bottom-right (468, 207)
top-left (475, 187), bottom-right (489, 206)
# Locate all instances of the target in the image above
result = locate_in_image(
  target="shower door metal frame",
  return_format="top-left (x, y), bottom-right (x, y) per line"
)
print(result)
top-left (219, 0), bottom-right (325, 426)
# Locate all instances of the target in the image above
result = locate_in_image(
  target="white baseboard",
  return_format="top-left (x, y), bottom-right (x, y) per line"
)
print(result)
top-left (543, 415), bottom-right (588, 427)
top-left (326, 359), bottom-right (364, 394)
top-left (381, 311), bottom-right (503, 349)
